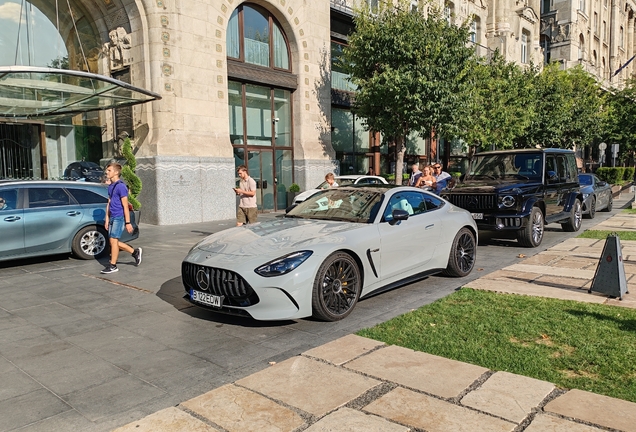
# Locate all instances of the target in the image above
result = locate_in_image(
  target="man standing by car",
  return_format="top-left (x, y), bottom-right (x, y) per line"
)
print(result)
top-left (101, 162), bottom-right (142, 274)
top-left (234, 165), bottom-right (257, 226)
top-left (433, 163), bottom-right (452, 194)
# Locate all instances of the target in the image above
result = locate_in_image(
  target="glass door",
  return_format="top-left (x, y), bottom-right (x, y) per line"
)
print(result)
top-left (247, 150), bottom-right (275, 211)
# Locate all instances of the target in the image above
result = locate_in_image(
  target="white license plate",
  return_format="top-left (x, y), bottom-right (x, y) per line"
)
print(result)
top-left (471, 213), bottom-right (484, 220)
top-left (191, 290), bottom-right (222, 308)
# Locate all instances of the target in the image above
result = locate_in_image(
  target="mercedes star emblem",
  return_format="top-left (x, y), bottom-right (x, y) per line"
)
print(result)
top-left (467, 196), bottom-right (479, 208)
top-left (196, 269), bottom-right (210, 291)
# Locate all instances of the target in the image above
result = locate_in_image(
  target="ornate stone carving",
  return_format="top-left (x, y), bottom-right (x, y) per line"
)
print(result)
top-left (553, 24), bottom-right (570, 43)
top-left (102, 27), bottom-right (132, 71)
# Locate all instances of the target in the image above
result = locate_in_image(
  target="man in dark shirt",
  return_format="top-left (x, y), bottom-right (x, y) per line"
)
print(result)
top-left (101, 162), bottom-right (142, 274)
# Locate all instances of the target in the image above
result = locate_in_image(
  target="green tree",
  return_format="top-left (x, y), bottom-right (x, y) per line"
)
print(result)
top-left (120, 137), bottom-right (142, 210)
top-left (344, 0), bottom-right (474, 182)
top-left (606, 78), bottom-right (636, 165)
top-left (519, 63), bottom-right (605, 149)
top-left (458, 53), bottom-right (535, 151)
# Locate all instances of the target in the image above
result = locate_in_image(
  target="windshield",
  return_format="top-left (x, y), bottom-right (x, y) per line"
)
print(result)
top-left (466, 153), bottom-right (543, 181)
top-left (578, 175), bottom-right (593, 185)
top-left (287, 188), bottom-right (383, 223)
top-left (316, 178), bottom-right (356, 189)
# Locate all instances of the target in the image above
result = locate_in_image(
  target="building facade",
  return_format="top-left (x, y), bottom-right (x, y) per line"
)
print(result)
top-left (0, 0), bottom-right (542, 225)
top-left (541, 0), bottom-right (636, 87)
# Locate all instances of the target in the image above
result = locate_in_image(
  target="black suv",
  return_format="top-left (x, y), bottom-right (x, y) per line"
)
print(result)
top-left (441, 149), bottom-right (583, 247)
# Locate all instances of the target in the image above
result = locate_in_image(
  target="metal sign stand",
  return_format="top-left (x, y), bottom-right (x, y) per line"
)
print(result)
top-left (588, 233), bottom-right (629, 300)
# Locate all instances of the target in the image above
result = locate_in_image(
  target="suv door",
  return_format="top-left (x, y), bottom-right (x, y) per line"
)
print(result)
top-left (0, 187), bottom-right (25, 259)
top-left (24, 187), bottom-right (83, 254)
top-left (544, 155), bottom-right (561, 219)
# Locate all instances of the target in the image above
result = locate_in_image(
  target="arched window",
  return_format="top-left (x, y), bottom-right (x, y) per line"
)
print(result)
top-left (227, 4), bottom-right (290, 70)
top-left (578, 34), bottom-right (585, 60)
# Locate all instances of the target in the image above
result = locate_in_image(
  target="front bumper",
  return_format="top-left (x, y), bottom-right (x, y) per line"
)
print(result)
top-left (471, 212), bottom-right (531, 231)
top-left (181, 252), bottom-right (320, 320)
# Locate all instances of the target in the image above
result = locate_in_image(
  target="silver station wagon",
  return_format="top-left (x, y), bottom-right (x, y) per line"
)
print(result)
top-left (0, 180), bottom-right (139, 262)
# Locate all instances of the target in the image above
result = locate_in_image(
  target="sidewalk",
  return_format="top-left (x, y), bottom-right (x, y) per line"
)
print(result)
top-left (114, 212), bottom-right (636, 432)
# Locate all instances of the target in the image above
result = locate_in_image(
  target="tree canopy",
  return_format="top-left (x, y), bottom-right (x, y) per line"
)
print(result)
top-left (344, 0), bottom-right (474, 182)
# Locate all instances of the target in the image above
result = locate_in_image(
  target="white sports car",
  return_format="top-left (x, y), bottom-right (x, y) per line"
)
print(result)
top-left (182, 185), bottom-right (477, 321)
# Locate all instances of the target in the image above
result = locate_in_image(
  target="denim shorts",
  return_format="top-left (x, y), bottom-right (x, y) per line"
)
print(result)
top-left (109, 216), bottom-right (125, 239)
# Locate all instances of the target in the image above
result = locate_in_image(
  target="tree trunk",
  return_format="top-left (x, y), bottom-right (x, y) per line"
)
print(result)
top-left (394, 135), bottom-right (406, 185)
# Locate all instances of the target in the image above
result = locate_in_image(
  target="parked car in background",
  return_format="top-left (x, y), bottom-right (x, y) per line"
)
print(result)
top-left (578, 173), bottom-right (613, 219)
top-left (293, 175), bottom-right (388, 204)
top-left (441, 149), bottom-right (583, 248)
top-left (0, 180), bottom-right (139, 262)
top-left (64, 161), bottom-right (104, 182)
top-left (183, 185), bottom-right (477, 321)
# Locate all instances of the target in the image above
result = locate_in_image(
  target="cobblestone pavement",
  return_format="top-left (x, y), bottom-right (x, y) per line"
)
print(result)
top-left (1, 193), bottom-right (634, 431)
top-left (114, 204), bottom-right (636, 432)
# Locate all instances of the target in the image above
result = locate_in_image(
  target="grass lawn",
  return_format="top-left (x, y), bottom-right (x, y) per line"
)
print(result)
top-left (578, 230), bottom-right (636, 241)
top-left (357, 289), bottom-right (636, 403)
top-left (623, 208), bottom-right (636, 215)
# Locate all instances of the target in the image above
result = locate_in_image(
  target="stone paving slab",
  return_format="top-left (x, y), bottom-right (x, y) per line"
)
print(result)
top-left (504, 264), bottom-right (597, 279)
top-left (345, 345), bottom-right (488, 399)
top-left (524, 413), bottom-right (605, 431)
top-left (481, 269), bottom-right (539, 282)
top-left (304, 407), bottom-right (409, 432)
top-left (303, 333), bottom-right (385, 366)
top-left (113, 407), bottom-right (218, 432)
top-left (364, 387), bottom-right (515, 432)
top-left (460, 371), bottom-right (555, 423)
top-left (181, 384), bottom-right (304, 432)
top-left (467, 278), bottom-right (607, 304)
top-left (544, 389), bottom-right (636, 432)
top-left (236, 356), bottom-right (380, 417)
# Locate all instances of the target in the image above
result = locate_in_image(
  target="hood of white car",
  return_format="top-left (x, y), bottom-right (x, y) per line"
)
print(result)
top-left (193, 218), bottom-right (365, 257)
top-left (294, 188), bottom-right (321, 202)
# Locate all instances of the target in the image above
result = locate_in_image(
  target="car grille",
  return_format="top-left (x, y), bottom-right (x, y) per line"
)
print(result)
top-left (445, 194), bottom-right (497, 211)
top-left (182, 262), bottom-right (259, 307)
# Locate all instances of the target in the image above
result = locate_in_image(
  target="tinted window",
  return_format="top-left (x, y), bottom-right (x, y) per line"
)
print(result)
top-left (67, 188), bottom-right (108, 204)
top-left (423, 195), bottom-right (444, 211)
top-left (384, 191), bottom-right (430, 221)
top-left (0, 188), bottom-right (18, 210)
top-left (28, 188), bottom-right (71, 208)
top-left (578, 175), bottom-right (593, 186)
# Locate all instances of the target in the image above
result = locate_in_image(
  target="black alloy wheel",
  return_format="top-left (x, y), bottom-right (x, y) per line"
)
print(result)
top-left (443, 227), bottom-right (476, 277)
top-left (312, 252), bottom-right (361, 321)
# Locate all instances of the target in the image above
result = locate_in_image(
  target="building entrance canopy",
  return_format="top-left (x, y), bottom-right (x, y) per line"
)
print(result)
top-left (0, 66), bottom-right (160, 119)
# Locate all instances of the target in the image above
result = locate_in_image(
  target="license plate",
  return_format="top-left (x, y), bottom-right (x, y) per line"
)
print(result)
top-left (471, 213), bottom-right (484, 220)
top-left (190, 290), bottom-right (222, 308)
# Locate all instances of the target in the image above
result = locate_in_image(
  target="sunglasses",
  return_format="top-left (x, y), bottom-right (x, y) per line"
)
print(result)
top-left (434, 166), bottom-right (441, 169)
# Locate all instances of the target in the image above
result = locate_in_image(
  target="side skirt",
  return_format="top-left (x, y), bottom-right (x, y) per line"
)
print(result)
top-left (360, 268), bottom-right (444, 300)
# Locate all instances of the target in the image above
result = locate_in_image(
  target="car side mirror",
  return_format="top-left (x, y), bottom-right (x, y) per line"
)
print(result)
top-left (390, 209), bottom-right (409, 225)
top-left (547, 171), bottom-right (558, 182)
top-left (597, 181), bottom-right (607, 187)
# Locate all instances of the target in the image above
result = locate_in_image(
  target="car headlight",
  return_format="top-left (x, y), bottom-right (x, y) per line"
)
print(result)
top-left (582, 193), bottom-right (589, 199)
top-left (255, 251), bottom-right (313, 277)
top-left (500, 195), bottom-right (516, 208)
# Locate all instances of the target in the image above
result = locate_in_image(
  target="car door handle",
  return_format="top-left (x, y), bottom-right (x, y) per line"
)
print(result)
top-left (425, 224), bottom-right (434, 230)
top-left (66, 211), bottom-right (81, 216)
top-left (4, 216), bottom-right (21, 222)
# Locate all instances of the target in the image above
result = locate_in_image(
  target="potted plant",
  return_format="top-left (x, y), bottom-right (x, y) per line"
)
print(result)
top-left (120, 137), bottom-right (142, 223)
top-left (287, 183), bottom-right (300, 207)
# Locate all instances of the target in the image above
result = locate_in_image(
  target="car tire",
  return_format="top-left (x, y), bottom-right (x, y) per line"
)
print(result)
top-left (585, 196), bottom-right (596, 219)
top-left (442, 227), bottom-right (476, 277)
top-left (72, 225), bottom-right (109, 260)
top-left (602, 195), bottom-right (613, 212)
top-left (312, 252), bottom-right (361, 321)
top-left (517, 206), bottom-right (544, 248)
top-left (561, 199), bottom-right (582, 232)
